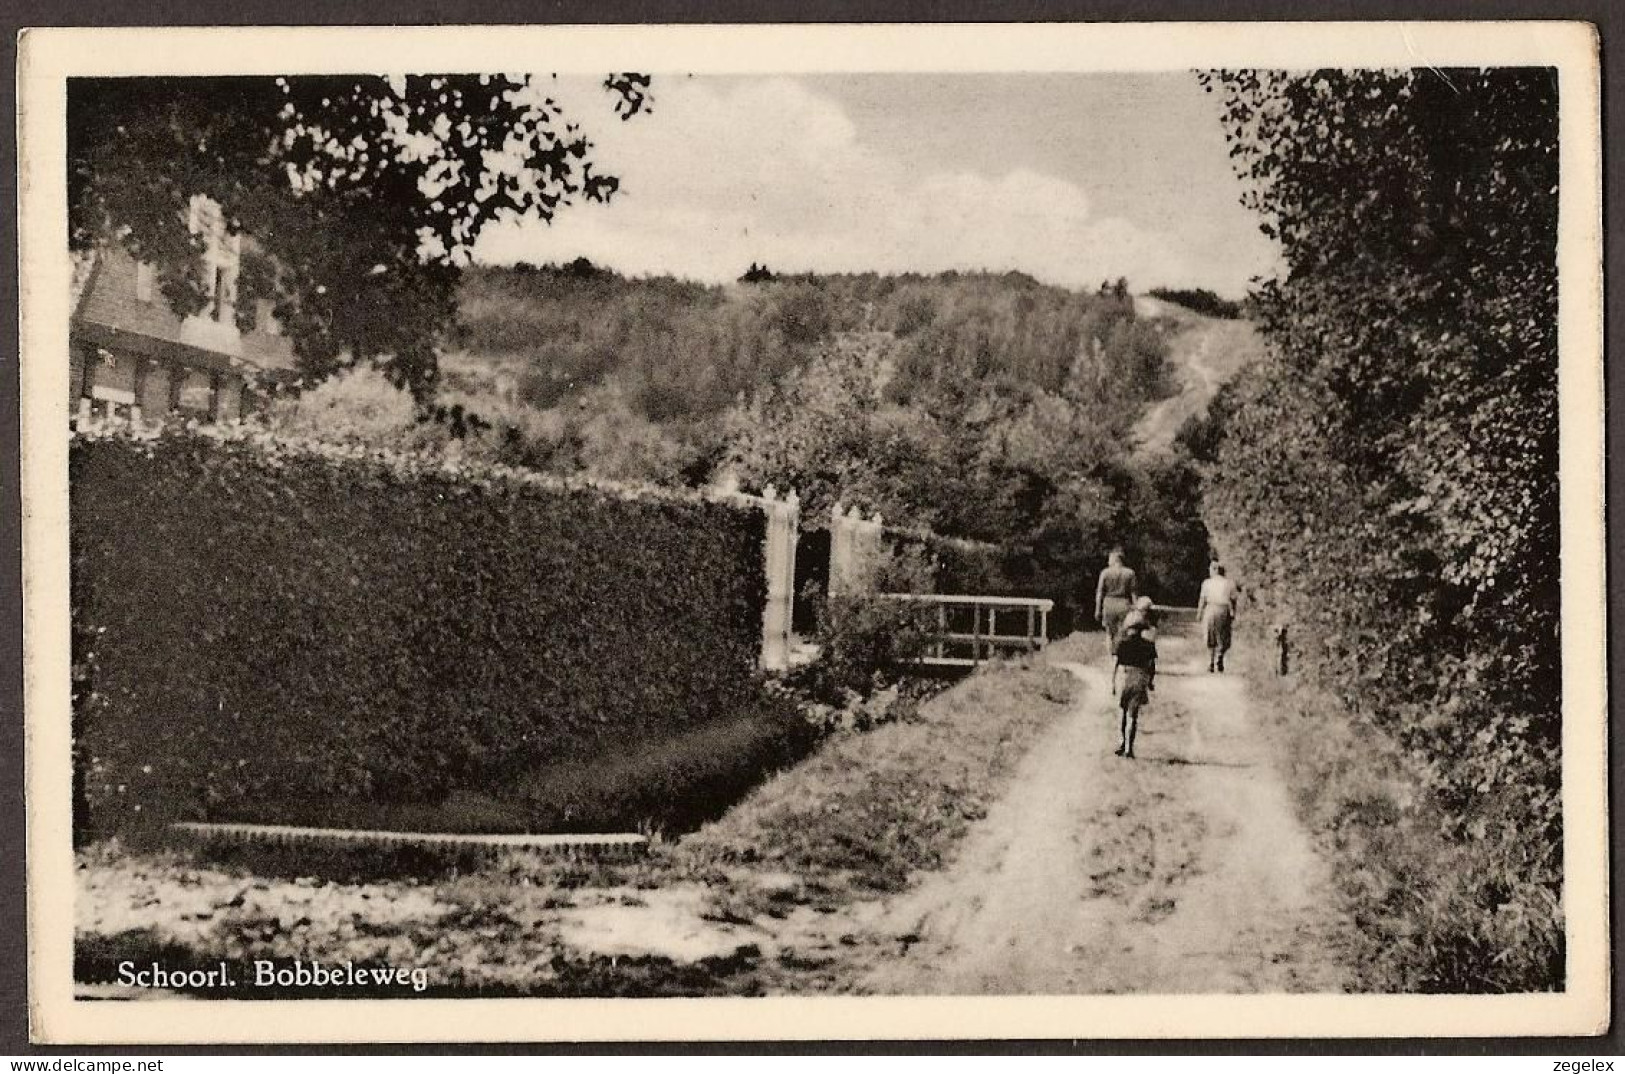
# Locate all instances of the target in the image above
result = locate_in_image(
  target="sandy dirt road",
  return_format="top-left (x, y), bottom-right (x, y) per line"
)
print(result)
top-left (866, 634), bottom-right (1350, 994)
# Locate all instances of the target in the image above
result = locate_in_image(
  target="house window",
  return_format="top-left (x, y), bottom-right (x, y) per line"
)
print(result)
top-left (135, 262), bottom-right (157, 303)
top-left (89, 380), bottom-right (136, 423)
top-left (189, 194), bottom-right (240, 325)
top-left (256, 298), bottom-right (282, 336)
top-left (177, 368), bottom-right (215, 415)
top-left (216, 378), bottom-right (242, 422)
top-left (87, 396), bottom-right (134, 423)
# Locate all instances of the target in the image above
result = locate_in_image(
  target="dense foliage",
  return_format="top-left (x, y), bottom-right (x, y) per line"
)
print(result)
top-left (450, 266), bottom-right (1167, 470)
top-left (69, 75), bottom-right (647, 396)
top-left (270, 261), bottom-right (1218, 629)
top-left (71, 426), bottom-right (792, 838)
top-left (1197, 68), bottom-right (1561, 990)
top-left (429, 265), bottom-right (1202, 623)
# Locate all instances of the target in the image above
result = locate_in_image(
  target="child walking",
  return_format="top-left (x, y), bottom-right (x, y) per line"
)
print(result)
top-left (1113, 619), bottom-right (1157, 759)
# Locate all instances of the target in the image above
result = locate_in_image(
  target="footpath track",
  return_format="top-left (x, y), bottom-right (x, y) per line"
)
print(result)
top-left (865, 635), bottom-right (1350, 995)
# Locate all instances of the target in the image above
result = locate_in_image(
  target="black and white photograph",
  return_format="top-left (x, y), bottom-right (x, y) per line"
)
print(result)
top-left (17, 21), bottom-right (1607, 1044)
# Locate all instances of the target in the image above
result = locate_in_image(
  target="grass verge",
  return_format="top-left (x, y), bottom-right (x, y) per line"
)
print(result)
top-left (675, 658), bottom-right (1079, 913)
top-left (1246, 651), bottom-right (1563, 993)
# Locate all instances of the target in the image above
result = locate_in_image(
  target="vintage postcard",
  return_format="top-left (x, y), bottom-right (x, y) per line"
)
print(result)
top-left (18, 21), bottom-right (1607, 1044)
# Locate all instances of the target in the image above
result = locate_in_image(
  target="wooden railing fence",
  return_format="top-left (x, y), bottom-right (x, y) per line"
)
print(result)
top-left (879, 593), bottom-right (1054, 667)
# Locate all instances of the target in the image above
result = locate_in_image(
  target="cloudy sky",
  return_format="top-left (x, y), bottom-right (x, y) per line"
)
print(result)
top-left (474, 73), bottom-right (1282, 298)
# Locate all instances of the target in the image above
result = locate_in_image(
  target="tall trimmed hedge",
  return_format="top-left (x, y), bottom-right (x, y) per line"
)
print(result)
top-left (1197, 69), bottom-right (1561, 990)
top-left (72, 427), bottom-right (778, 836)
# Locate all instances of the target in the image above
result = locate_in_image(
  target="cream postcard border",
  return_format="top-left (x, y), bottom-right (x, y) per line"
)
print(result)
top-left (18, 20), bottom-right (1608, 1044)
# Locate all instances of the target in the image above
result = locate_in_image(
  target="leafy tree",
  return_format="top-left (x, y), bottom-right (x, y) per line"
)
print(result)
top-left (69, 73), bottom-right (650, 397)
top-left (720, 318), bottom-right (1174, 630)
top-left (561, 255), bottom-right (610, 280)
top-left (722, 333), bottom-right (916, 517)
top-left (1198, 68), bottom-right (1560, 990)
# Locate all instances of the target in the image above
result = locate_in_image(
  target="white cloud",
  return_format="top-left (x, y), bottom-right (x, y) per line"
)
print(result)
top-left (475, 77), bottom-right (1198, 290)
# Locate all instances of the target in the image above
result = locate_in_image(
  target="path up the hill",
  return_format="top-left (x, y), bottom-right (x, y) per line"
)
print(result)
top-left (1131, 297), bottom-right (1266, 457)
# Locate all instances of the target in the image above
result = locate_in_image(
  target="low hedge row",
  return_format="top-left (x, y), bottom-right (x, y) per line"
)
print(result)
top-left (71, 426), bottom-right (774, 838)
top-left (883, 529), bottom-right (1006, 594)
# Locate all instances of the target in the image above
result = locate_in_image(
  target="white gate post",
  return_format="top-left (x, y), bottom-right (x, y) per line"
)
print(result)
top-left (757, 487), bottom-right (799, 672)
top-left (830, 503), bottom-right (886, 597)
top-left (829, 500), bottom-right (851, 597)
top-left (863, 511), bottom-right (884, 589)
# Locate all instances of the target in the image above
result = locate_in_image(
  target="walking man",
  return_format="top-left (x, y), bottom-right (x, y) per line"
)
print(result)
top-left (1196, 561), bottom-right (1239, 673)
top-left (1094, 547), bottom-right (1138, 654)
top-left (1113, 619), bottom-right (1157, 759)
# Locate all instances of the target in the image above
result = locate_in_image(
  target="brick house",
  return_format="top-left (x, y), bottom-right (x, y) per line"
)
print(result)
top-left (69, 196), bottom-right (298, 425)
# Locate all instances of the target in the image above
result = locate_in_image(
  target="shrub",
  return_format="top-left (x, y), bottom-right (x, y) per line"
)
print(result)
top-left (792, 546), bottom-right (937, 708)
top-left (71, 424), bottom-right (775, 838)
top-left (794, 593), bottom-right (936, 707)
top-left (269, 364), bottom-right (423, 447)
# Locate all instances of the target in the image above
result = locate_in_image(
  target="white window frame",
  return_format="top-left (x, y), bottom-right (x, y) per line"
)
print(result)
top-left (89, 384), bottom-right (135, 406)
top-left (256, 297), bottom-right (282, 336)
top-left (189, 194), bottom-right (241, 325)
top-left (135, 261), bottom-right (157, 303)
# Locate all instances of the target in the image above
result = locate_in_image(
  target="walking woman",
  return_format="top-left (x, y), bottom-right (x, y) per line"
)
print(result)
top-left (1094, 548), bottom-right (1138, 654)
top-left (1196, 562), bottom-right (1238, 672)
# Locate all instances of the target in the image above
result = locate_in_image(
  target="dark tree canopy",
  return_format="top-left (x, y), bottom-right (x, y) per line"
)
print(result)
top-left (1146, 286), bottom-right (1241, 319)
top-left (69, 74), bottom-right (650, 397)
